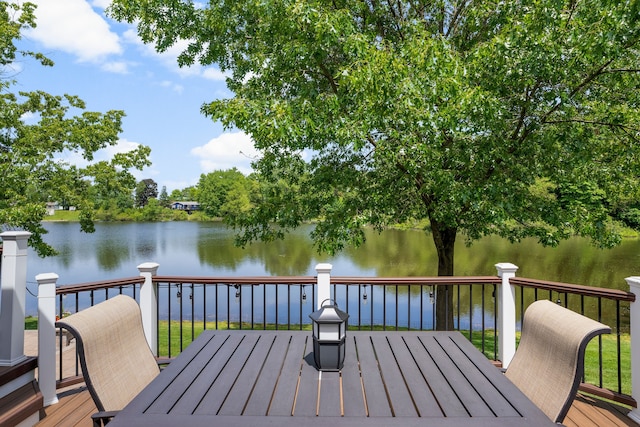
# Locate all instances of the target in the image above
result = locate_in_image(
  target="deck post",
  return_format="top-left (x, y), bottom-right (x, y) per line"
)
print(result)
top-left (138, 262), bottom-right (159, 356)
top-left (37, 273), bottom-right (60, 406)
top-left (315, 263), bottom-right (333, 310)
top-left (625, 276), bottom-right (640, 423)
top-left (0, 231), bottom-right (31, 366)
top-left (495, 263), bottom-right (518, 369)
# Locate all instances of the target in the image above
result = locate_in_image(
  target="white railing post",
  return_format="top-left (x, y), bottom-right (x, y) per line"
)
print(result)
top-left (315, 263), bottom-right (333, 310)
top-left (495, 263), bottom-right (518, 368)
top-left (37, 273), bottom-right (59, 406)
top-left (0, 231), bottom-right (31, 366)
top-left (138, 262), bottom-right (159, 355)
top-left (625, 277), bottom-right (640, 423)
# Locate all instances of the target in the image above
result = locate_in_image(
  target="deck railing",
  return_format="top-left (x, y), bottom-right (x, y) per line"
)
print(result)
top-left (2, 229), bottom-right (633, 423)
top-left (31, 262), bottom-right (639, 416)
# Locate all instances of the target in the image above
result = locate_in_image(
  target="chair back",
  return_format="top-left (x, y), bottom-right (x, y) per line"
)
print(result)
top-left (56, 295), bottom-right (160, 412)
top-left (505, 299), bottom-right (610, 423)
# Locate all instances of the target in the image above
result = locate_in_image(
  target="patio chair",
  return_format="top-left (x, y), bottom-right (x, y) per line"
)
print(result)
top-left (56, 295), bottom-right (161, 426)
top-left (504, 299), bottom-right (610, 424)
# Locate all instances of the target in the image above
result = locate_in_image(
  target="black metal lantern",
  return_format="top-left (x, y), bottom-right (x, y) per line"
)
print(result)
top-left (309, 299), bottom-right (349, 370)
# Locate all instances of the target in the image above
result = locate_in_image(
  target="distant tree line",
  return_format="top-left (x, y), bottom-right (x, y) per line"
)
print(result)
top-left (78, 167), bottom-right (640, 238)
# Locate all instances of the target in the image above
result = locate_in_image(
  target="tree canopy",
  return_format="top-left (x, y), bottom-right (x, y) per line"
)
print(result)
top-left (1, 1), bottom-right (151, 255)
top-left (110, 0), bottom-right (640, 325)
top-left (136, 178), bottom-right (159, 208)
top-left (197, 168), bottom-right (256, 217)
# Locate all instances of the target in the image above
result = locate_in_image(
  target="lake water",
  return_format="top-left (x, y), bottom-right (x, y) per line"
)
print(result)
top-left (23, 221), bottom-right (640, 316)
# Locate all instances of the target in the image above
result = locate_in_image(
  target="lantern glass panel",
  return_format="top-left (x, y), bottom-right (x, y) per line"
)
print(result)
top-left (319, 323), bottom-right (340, 341)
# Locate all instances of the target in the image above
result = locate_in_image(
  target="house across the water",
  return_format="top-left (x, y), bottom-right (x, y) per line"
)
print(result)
top-left (170, 201), bottom-right (200, 212)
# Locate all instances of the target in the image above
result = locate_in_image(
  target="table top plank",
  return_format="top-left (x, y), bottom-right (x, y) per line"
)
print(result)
top-left (293, 349), bottom-right (320, 416)
top-left (110, 413), bottom-right (556, 427)
top-left (424, 334), bottom-right (495, 417)
top-left (217, 333), bottom-right (279, 415)
top-left (159, 332), bottom-right (245, 414)
top-left (241, 333), bottom-right (293, 416)
top-left (385, 333), bottom-right (444, 417)
top-left (130, 332), bottom-right (223, 414)
top-left (369, 334), bottom-right (419, 417)
top-left (317, 370), bottom-right (341, 417)
top-left (267, 333), bottom-right (307, 416)
top-left (340, 335), bottom-right (367, 417)
top-left (439, 334), bottom-right (520, 417)
top-left (448, 334), bottom-right (549, 418)
top-left (109, 330), bottom-right (556, 427)
top-left (192, 333), bottom-right (261, 415)
top-left (402, 333), bottom-right (469, 417)
top-left (354, 333), bottom-right (393, 417)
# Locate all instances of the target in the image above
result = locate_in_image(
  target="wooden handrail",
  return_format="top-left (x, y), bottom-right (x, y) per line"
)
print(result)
top-left (55, 277), bottom-right (145, 295)
top-left (509, 277), bottom-right (636, 302)
top-left (331, 276), bottom-right (502, 285)
top-left (153, 275), bottom-right (318, 285)
top-left (152, 275), bottom-right (501, 286)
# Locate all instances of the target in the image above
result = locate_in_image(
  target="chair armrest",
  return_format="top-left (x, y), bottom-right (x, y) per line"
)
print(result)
top-left (156, 357), bottom-right (174, 370)
top-left (91, 410), bottom-right (119, 426)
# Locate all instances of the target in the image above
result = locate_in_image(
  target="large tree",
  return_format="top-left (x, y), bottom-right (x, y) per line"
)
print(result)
top-left (1, 1), bottom-right (150, 256)
top-left (110, 0), bottom-right (640, 328)
top-left (135, 178), bottom-right (159, 208)
top-left (197, 168), bottom-right (253, 217)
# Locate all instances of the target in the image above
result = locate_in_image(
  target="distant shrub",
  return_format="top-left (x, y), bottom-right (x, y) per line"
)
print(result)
top-left (620, 208), bottom-right (640, 229)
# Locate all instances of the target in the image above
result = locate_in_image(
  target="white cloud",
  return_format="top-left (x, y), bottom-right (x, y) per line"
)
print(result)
top-left (202, 68), bottom-right (228, 81)
top-left (123, 30), bottom-right (193, 75)
top-left (27, 0), bottom-right (121, 63)
top-left (159, 80), bottom-right (184, 94)
top-left (101, 61), bottom-right (129, 74)
top-left (91, 0), bottom-right (112, 8)
top-left (1, 61), bottom-right (23, 77)
top-left (99, 138), bottom-right (141, 160)
top-left (55, 138), bottom-right (144, 168)
top-left (191, 132), bottom-right (260, 175)
top-left (122, 28), bottom-right (228, 82)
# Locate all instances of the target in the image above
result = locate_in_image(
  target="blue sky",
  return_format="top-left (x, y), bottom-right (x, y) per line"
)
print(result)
top-left (14, 0), bottom-right (260, 192)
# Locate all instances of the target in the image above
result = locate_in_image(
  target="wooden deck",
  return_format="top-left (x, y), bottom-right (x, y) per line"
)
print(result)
top-left (35, 383), bottom-right (638, 426)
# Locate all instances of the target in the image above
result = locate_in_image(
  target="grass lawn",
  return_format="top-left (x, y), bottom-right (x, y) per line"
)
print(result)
top-left (25, 316), bottom-right (38, 330)
top-left (44, 210), bottom-right (81, 221)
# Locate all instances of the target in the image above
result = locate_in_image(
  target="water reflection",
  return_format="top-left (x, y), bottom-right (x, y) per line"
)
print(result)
top-left (25, 221), bottom-right (640, 318)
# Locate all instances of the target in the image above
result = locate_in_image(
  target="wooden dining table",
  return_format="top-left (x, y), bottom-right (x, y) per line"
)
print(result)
top-left (108, 329), bottom-right (555, 426)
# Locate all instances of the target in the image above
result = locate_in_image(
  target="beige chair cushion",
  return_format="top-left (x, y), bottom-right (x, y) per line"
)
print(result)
top-left (505, 299), bottom-right (610, 423)
top-left (57, 295), bottom-right (160, 412)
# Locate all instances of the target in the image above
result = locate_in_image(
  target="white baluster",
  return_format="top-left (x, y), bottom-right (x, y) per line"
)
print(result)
top-left (495, 263), bottom-right (518, 368)
top-left (0, 231), bottom-right (31, 366)
top-left (138, 262), bottom-right (159, 355)
top-left (37, 273), bottom-right (59, 406)
top-left (315, 263), bottom-right (333, 310)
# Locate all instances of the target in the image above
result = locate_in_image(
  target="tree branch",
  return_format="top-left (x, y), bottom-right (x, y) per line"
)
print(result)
top-left (445, 0), bottom-right (470, 38)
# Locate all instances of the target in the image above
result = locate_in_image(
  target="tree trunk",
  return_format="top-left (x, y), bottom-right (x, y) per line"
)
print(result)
top-left (431, 220), bottom-right (456, 330)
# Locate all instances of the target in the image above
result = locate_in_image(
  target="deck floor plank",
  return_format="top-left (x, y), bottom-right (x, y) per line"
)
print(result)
top-left (35, 387), bottom-right (96, 427)
top-left (565, 394), bottom-right (638, 427)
